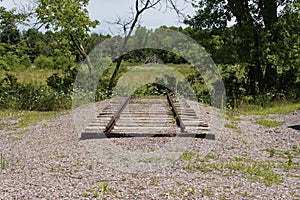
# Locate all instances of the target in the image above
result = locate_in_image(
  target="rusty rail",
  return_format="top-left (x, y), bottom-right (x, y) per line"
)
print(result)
top-left (167, 93), bottom-right (185, 132)
top-left (104, 95), bottom-right (131, 133)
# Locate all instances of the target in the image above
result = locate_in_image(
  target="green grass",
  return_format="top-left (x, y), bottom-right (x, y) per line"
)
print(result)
top-left (0, 71), bottom-right (58, 85)
top-left (239, 101), bottom-right (300, 115)
top-left (83, 182), bottom-right (117, 199)
top-left (179, 151), bottom-right (196, 161)
top-left (182, 151), bottom-right (295, 186)
top-left (255, 119), bottom-right (284, 128)
top-left (264, 146), bottom-right (300, 170)
top-left (0, 110), bottom-right (64, 129)
top-left (225, 161), bottom-right (283, 186)
top-left (0, 153), bottom-right (9, 169)
top-left (225, 113), bottom-right (242, 132)
top-left (199, 188), bottom-right (215, 196)
top-left (225, 123), bottom-right (239, 129)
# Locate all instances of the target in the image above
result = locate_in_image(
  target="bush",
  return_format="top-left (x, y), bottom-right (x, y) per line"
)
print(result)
top-left (54, 56), bottom-right (75, 70)
top-left (46, 66), bottom-right (78, 94)
top-left (34, 55), bottom-right (54, 69)
top-left (0, 59), bottom-right (10, 71)
top-left (0, 74), bottom-right (71, 111)
top-left (0, 53), bottom-right (32, 71)
top-left (20, 55), bottom-right (32, 68)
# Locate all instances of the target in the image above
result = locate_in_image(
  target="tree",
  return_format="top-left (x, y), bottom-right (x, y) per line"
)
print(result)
top-left (107, 0), bottom-right (185, 96)
top-left (0, 1), bottom-right (29, 70)
top-left (34, 0), bottom-right (99, 78)
top-left (186, 0), bottom-right (298, 96)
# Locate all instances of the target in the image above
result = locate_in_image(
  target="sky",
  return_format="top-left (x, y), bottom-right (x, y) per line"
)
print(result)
top-left (1, 0), bottom-right (196, 35)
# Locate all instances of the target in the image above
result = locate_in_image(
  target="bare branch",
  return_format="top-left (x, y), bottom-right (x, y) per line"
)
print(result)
top-left (108, 0), bottom-right (188, 95)
top-left (136, 0), bottom-right (139, 13)
top-left (166, 0), bottom-right (186, 18)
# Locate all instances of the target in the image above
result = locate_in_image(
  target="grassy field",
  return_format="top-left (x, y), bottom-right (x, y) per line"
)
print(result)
top-left (0, 71), bottom-right (58, 85)
top-left (238, 101), bottom-right (300, 115)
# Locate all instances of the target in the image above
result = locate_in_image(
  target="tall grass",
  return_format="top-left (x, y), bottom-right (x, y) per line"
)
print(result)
top-left (0, 71), bottom-right (59, 85)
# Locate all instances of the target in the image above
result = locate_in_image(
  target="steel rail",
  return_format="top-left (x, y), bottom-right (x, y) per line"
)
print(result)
top-left (167, 93), bottom-right (185, 132)
top-left (104, 95), bottom-right (131, 133)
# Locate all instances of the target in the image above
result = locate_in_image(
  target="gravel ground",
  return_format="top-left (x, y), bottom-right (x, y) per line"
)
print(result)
top-left (0, 99), bottom-right (299, 199)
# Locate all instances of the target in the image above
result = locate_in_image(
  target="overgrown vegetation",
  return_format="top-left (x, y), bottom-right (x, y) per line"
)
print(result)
top-left (178, 147), bottom-right (300, 187)
top-left (0, 110), bottom-right (62, 130)
top-left (255, 118), bottom-right (284, 128)
top-left (0, 0), bottom-right (299, 112)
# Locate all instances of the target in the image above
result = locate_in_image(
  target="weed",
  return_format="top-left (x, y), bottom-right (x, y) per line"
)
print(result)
top-left (159, 193), bottom-right (167, 197)
top-left (98, 182), bottom-right (108, 193)
top-left (94, 191), bottom-right (99, 198)
top-left (0, 110), bottom-right (63, 130)
top-left (0, 153), bottom-right (9, 169)
top-left (185, 164), bottom-right (194, 171)
top-left (171, 117), bottom-right (177, 123)
top-left (188, 163), bottom-right (222, 173)
top-left (199, 188), bottom-right (214, 196)
top-left (206, 154), bottom-right (218, 159)
top-left (225, 113), bottom-right (242, 132)
top-left (87, 164), bottom-right (93, 170)
top-left (89, 188), bottom-right (95, 193)
top-left (225, 123), bottom-right (239, 129)
top-left (241, 191), bottom-right (252, 197)
top-left (255, 119), bottom-right (284, 128)
top-left (235, 157), bottom-right (253, 162)
top-left (83, 182), bottom-right (113, 199)
top-left (179, 151), bottom-right (196, 161)
top-left (225, 161), bottom-right (283, 186)
top-left (292, 145), bottom-right (300, 154)
top-left (264, 149), bottom-right (276, 157)
top-left (225, 114), bottom-right (242, 122)
top-left (191, 186), bottom-right (195, 195)
top-left (286, 151), bottom-right (293, 166)
top-left (219, 194), bottom-right (230, 199)
top-left (176, 181), bottom-right (183, 186)
top-left (82, 192), bottom-right (88, 197)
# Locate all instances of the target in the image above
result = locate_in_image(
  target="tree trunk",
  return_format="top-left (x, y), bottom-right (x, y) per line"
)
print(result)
top-left (253, 31), bottom-right (264, 94)
top-left (260, 0), bottom-right (278, 91)
top-left (107, 56), bottom-right (123, 97)
top-left (70, 34), bottom-right (94, 80)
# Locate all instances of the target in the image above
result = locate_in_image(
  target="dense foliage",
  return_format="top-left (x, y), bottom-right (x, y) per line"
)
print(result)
top-left (184, 0), bottom-right (300, 107)
top-left (0, 0), bottom-right (299, 110)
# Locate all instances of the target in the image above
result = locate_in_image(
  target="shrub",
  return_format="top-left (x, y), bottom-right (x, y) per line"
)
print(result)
top-left (34, 55), bottom-right (54, 69)
top-left (0, 74), bottom-right (71, 111)
top-left (46, 66), bottom-right (78, 94)
top-left (54, 56), bottom-right (75, 70)
top-left (20, 55), bottom-right (32, 68)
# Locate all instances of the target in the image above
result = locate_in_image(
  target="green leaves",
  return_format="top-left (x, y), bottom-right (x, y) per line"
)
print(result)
top-left (35, 0), bottom-right (100, 57)
top-left (98, 182), bottom-right (108, 193)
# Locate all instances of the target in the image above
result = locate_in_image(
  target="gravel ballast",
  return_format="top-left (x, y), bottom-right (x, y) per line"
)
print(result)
top-left (0, 100), bottom-right (299, 199)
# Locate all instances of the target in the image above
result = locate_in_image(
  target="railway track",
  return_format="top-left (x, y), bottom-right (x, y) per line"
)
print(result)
top-left (80, 94), bottom-right (210, 139)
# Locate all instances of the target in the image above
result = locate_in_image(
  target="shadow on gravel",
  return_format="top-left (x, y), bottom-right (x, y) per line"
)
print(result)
top-left (80, 133), bottom-right (215, 140)
top-left (288, 125), bottom-right (300, 131)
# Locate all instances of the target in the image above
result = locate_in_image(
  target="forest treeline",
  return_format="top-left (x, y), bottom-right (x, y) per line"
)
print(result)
top-left (0, 0), bottom-right (299, 110)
